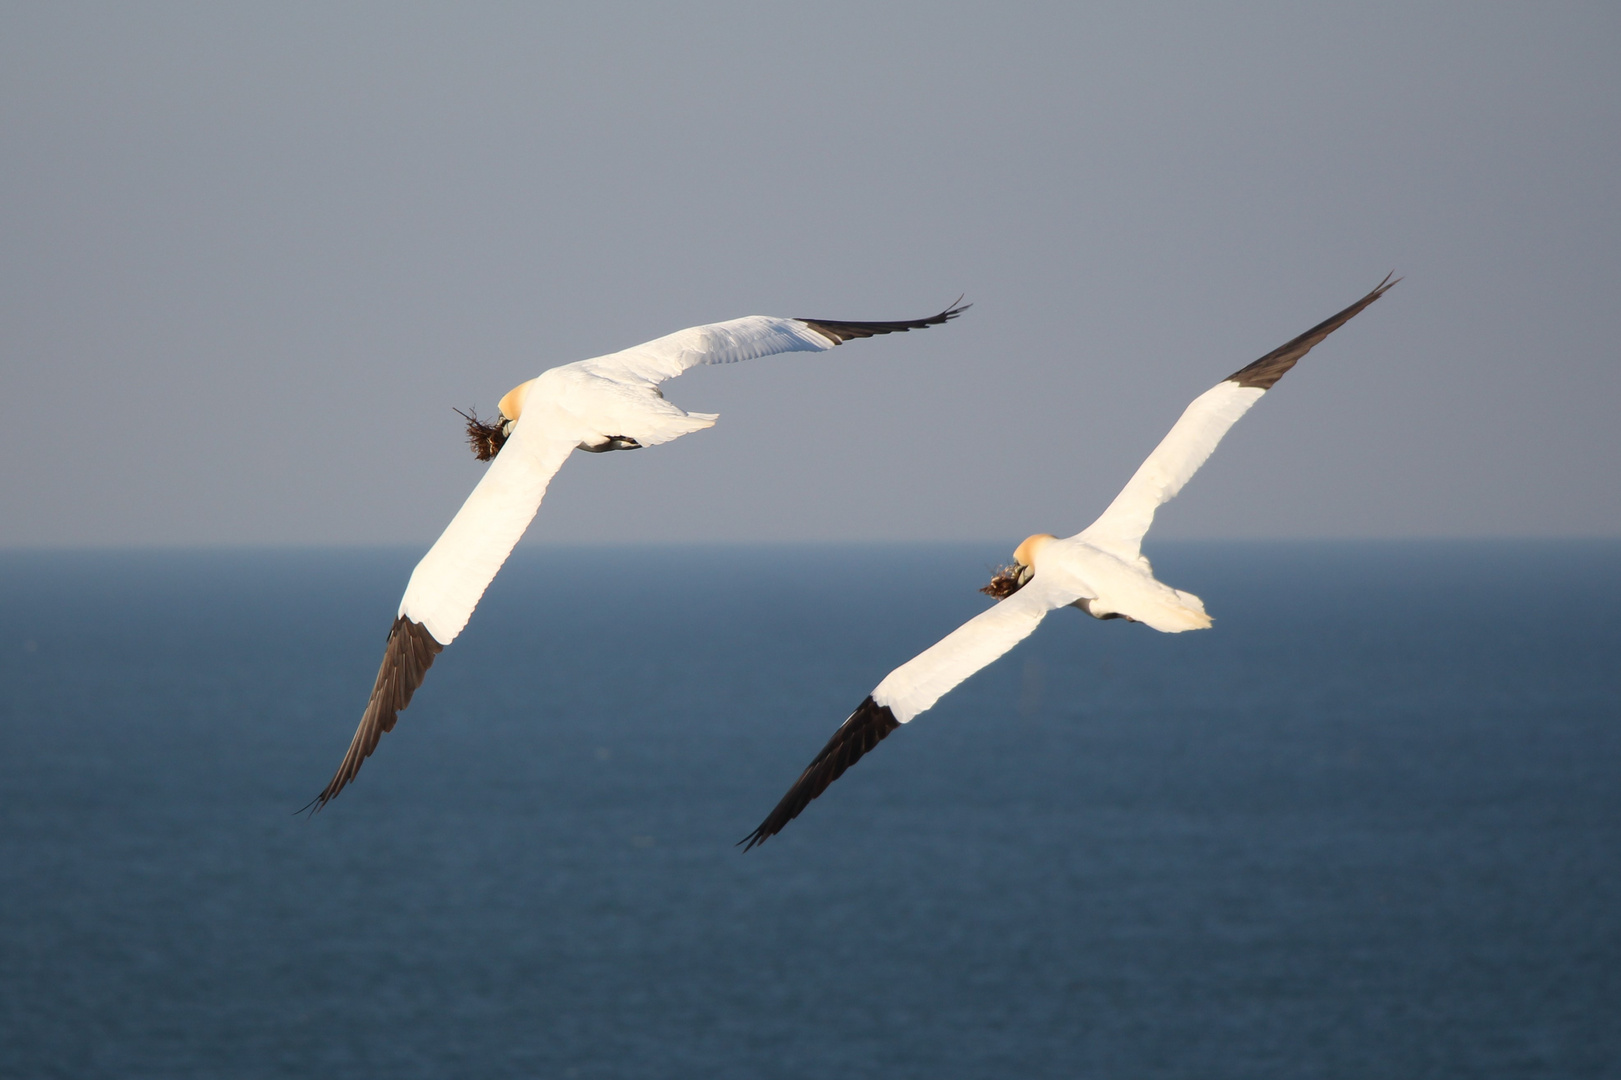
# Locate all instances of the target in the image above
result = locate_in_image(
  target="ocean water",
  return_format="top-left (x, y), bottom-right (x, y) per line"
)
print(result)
top-left (1, 542), bottom-right (1617, 1079)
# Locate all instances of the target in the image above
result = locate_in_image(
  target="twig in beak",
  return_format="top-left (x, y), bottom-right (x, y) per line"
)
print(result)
top-left (454, 407), bottom-right (508, 462)
top-left (980, 564), bottom-right (1026, 600)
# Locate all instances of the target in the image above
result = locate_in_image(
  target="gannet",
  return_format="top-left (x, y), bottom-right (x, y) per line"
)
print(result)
top-left (308, 302), bottom-right (967, 811)
top-left (741, 276), bottom-right (1397, 849)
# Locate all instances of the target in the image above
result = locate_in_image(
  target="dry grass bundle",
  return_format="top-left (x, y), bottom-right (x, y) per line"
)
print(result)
top-left (979, 564), bottom-right (1026, 600)
top-left (454, 407), bottom-right (508, 461)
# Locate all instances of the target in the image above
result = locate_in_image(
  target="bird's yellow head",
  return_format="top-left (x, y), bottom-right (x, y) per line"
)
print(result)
top-left (1013, 533), bottom-right (1056, 570)
top-left (498, 378), bottom-right (535, 423)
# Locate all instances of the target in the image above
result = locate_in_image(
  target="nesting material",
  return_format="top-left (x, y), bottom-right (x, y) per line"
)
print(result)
top-left (979, 565), bottom-right (1025, 600)
top-left (455, 407), bottom-right (508, 461)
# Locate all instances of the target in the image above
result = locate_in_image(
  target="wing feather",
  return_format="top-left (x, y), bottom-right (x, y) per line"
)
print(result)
top-left (739, 695), bottom-right (901, 850)
top-left (580, 303), bottom-right (967, 386)
top-left (305, 616), bottom-right (442, 812)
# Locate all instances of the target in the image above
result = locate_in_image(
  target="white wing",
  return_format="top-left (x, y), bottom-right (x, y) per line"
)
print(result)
top-left (872, 579), bottom-right (1072, 723)
top-left (398, 419), bottom-right (578, 645)
top-left (579, 304), bottom-right (967, 386)
top-left (1076, 381), bottom-right (1266, 564)
top-left (741, 579), bottom-right (1074, 848)
top-left (1078, 275), bottom-right (1397, 564)
top-left (306, 421), bottom-right (575, 812)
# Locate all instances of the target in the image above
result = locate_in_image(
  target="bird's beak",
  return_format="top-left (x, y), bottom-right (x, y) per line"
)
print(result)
top-left (1016, 563), bottom-right (1034, 586)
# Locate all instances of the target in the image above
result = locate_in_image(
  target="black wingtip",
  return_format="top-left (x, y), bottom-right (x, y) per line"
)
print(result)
top-left (739, 696), bottom-right (902, 851)
top-left (303, 616), bottom-right (443, 815)
top-left (797, 299), bottom-right (970, 345)
top-left (1223, 273), bottom-right (1400, 390)
top-left (296, 785), bottom-right (337, 817)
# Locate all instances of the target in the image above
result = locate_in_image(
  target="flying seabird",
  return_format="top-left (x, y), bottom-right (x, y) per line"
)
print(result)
top-left (307, 302), bottom-right (967, 811)
top-left (741, 276), bottom-right (1398, 849)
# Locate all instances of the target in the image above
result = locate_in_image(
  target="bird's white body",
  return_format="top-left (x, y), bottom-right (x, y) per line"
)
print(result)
top-left (870, 380), bottom-right (1269, 724)
top-left (1040, 536), bottom-right (1212, 632)
top-left (313, 304), bottom-right (965, 811)
top-left (743, 277), bottom-right (1397, 848)
top-left (871, 522), bottom-right (1216, 723)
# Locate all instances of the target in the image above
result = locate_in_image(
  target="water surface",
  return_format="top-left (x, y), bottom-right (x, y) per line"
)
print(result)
top-left (2, 542), bottom-right (1617, 1078)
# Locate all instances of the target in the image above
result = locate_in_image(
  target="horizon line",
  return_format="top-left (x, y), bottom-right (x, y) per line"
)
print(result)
top-left (2, 534), bottom-right (1619, 555)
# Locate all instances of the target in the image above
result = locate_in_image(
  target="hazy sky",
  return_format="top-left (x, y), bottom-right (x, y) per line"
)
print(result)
top-left (3, 2), bottom-right (1617, 547)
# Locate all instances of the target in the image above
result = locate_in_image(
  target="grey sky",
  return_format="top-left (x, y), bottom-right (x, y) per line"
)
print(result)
top-left (3, 2), bottom-right (1617, 547)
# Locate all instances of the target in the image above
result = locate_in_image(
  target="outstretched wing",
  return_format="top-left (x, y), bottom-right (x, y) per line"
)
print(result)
top-left (306, 421), bottom-right (577, 811)
top-left (1076, 275), bottom-right (1397, 564)
top-left (579, 302), bottom-right (968, 386)
top-left (742, 580), bottom-right (1071, 849)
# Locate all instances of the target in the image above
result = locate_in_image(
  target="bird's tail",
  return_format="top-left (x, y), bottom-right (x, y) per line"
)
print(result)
top-left (634, 410), bottom-right (718, 448)
top-left (1118, 587), bottom-right (1213, 633)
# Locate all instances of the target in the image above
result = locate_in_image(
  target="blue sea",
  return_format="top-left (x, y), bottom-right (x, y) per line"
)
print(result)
top-left (1, 542), bottom-right (1617, 1078)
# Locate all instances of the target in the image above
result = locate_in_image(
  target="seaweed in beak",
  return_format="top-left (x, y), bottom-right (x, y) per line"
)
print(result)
top-left (455, 407), bottom-right (509, 462)
top-left (980, 562), bottom-right (1032, 600)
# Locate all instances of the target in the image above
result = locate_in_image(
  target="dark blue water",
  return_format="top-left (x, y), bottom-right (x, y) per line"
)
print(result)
top-left (1, 542), bottom-right (1617, 1078)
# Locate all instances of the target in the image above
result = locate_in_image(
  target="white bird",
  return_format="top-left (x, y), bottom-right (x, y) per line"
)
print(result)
top-left (308, 302), bottom-right (967, 810)
top-left (741, 276), bottom-right (1397, 849)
